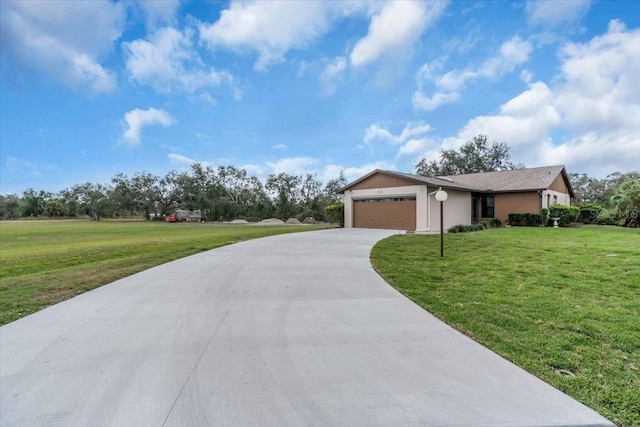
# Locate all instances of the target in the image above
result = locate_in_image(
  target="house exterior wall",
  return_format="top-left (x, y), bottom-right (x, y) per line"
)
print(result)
top-left (549, 174), bottom-right (569, 193)
top-left (428, 189), bottom-right (472, 232)
top-left (541, 174), bottom-right (572, 207)
top-left (492, 192), bottom-right (541, 222)
top-left (349, 174), bottom-right (417, 190)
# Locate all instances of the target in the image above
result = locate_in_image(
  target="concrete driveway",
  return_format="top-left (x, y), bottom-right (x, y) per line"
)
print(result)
top-left (1, 228), bottom-right (612, 426)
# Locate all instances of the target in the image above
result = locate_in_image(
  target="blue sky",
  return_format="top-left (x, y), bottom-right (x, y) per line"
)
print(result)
top-left (1, 0), bottom-right (639, 194)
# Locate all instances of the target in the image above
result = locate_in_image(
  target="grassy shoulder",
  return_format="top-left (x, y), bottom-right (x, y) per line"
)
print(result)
top-left (0, 220), bottom-right (328, 325)
top-left (371, 226), bottom-right (639, 427)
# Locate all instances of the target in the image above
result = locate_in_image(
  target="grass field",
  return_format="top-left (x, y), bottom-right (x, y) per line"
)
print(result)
top-left (0, 220), bottom-right (328, 326)
top-left (371, 226), bottom-right (640, 427)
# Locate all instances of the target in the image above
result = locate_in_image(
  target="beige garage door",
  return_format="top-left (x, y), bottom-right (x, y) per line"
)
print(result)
top-left (353, 197), bottom-right (416, 230)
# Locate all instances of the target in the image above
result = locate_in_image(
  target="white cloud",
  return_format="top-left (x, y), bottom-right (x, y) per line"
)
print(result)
top-left (526, 0), bottom-right (591, 28)
top-left (440, 20), bottom-right (640, 177)
top-left (397, 138), bottom-right (434, 158)
top-left (123, 108), bottom-right (176, 146)
top-left (412, 91), bottom-right (460, 111)
top-left (266, 157), bottom-right (318, 175)
top-left (413, 36), bottom-right (533, 111)
top-left (321, 161), bottom-right (396, 183)
top-left (168, 153), bottom-right (205, 167)
top-left (320, 56), bottom-right (347, 94)
top-left (350, 0), bottom-right (447, 67)
top-left (0, 0), bottom-right (124, 93)
top-left (240, 164), bottom-right (266, 178)
top-left (199, 1), bottom-right (333, 71)
top-left (447, 81), bottom-right (561, 153)
top-left (123, 27), bottom-right (234, 97)
top-left (364, 121), bottom-right (432, 146)
top-left (271, 143), bottom-right (288, 151)
top-left (135, 0), bottom-right (181, 29)
top-left (6, 156), bottom-right (42, 176)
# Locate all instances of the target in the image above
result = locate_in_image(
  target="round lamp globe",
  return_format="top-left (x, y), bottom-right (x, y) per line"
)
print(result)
top-left (435, 190), bottom-right (448, 202)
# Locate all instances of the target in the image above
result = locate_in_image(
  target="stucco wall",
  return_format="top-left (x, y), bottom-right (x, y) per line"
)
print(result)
top-left (428, 189), bottom-right (471, 232)
top-left (493, 192), bottom-right (541, 222)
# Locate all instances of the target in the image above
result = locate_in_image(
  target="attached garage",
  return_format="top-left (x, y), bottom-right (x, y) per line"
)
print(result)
top-left (353, 197), bottom-right (416, 230)
top-left (339, 169), bottom-right (475, 232)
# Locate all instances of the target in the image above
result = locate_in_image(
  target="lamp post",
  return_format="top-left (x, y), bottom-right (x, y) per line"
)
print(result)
top-left (435, 189), bottom-right (448, 257)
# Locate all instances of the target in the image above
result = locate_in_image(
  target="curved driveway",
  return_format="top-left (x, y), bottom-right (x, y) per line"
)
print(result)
top-left (1, 228), bottom-right (612, 426)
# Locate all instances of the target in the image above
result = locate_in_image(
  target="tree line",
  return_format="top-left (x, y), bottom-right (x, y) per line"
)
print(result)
top-left (0, 164), bottom-right (347, 222)
top-left (2, 135), bottom-right (637, 227)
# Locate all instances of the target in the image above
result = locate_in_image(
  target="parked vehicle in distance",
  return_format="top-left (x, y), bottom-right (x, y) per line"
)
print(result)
top-left (167, 210), bottom-right (203, 223)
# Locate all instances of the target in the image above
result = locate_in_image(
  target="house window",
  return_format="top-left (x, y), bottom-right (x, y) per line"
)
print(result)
top-left (481, 196), bottom-right (495, 218)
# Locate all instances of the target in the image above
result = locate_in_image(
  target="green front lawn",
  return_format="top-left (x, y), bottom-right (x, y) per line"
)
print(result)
top-left (0, 220), bottom-right (327, 326)
top-left (371, 226), bottom-right (639, 427)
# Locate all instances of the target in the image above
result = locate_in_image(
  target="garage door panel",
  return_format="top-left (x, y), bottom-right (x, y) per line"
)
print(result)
top-left (353, 198), bottom-right (416, 230)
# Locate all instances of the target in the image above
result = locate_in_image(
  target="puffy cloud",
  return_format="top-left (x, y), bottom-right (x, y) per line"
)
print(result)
top-left (526, 0), bottom-right (591, 28)
top-left (350, 0), bottom-right (447, 67)
top-left (199, 0), bottom-right (333, 71)
top-left (0, 0), bottom-right (124, 93)
top-left (135, 0), bottom-right (181, 29)
top-left (554, 20), bottom-right (640, 133)
top-left (123, 108), bottom-right (176, 146)
top-left (123, 27), bottom-right (234, 97)
top-left (240, 164), bottom-right (266, 178)
top-left (446, 82), bottom-right (561, 152)
top-left (364, 121), bottom-right (435, 161)
top-left (364, 121), bottom-right (432, 146)
top-left (321, 161), bottom-right (396, 183)
top-left (412, 91), bottom-right (460, 111)
top-left (397, 138), bottom-right (434, 158)
top-left (413, 36), bottom-right (533, 111)
top-left (266, 157), bottom-right (318, 175)
top-left (441, 20), bottom-right (640, 177)
top-left (320, 56), bottom-right (347, 95)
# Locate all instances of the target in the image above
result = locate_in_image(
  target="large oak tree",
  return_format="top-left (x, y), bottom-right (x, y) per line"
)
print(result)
top-left (415, 134), bottom-right (523, 176)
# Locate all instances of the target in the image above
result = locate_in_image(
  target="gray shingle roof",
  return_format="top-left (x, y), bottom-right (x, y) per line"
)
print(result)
top-left (440, 165), bottom-right (571, 194)
top-left (339, 165), bottom-right (574, 197)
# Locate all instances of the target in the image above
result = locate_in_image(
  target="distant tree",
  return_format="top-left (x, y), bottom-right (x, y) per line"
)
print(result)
top-left (186, 163), bottom-right (224, 219)
top-left (73, 183), bottom-right (110, 220)
top-left (129, 172), bottom-right (162, 220)
top-left (0, 194), bottom-right (21, 219)
top-left (243, 177), bottom-right (273, 221)
top-left (322, 171), bottom-right (347, 205)
top-left (58, 188), bottom-right (80, 218)
top-left (217, 166), bottom-right (256, 219)
top-left (416, 134), bottom-right (524, 176)
top-left (44, 199), bottom-right (64, 218)
top-left (110, 174), bottom-right (138, 217)
top-left (20, 188), bottom-right (50, 217)
top-left (265, 173), bottom-right (302, 220)
top-left (160, 171), bottom-right (185, 217)
top-left (569, 171), bottom-right (636, 207)
top-left (611, 172), bottom-right (640, 227)
top-left (299, 173), bottom-right (323, 220)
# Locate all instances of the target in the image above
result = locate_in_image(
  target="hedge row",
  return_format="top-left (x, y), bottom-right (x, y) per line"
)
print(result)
top-left (448, 218), bottom-right (503, 233)
top-left (507, 213), bottom-right (543, 226)
top-left (508, 205), bottom-right (580, 227)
